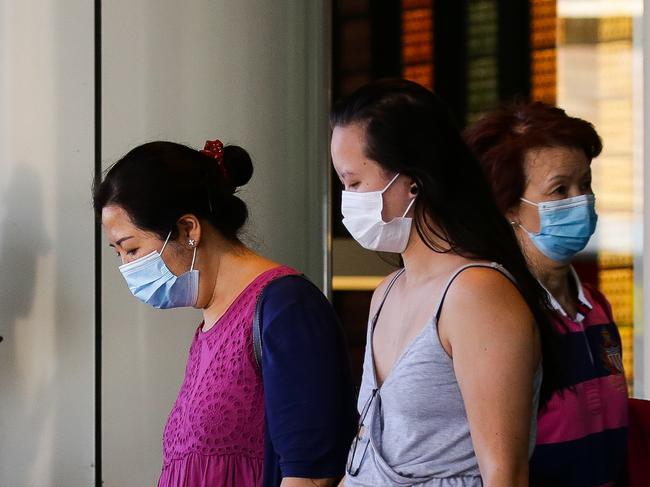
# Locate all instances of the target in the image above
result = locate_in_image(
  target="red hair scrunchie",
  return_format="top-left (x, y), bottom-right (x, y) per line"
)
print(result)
top-left (201, 139), bottom-right (224, 161)
top-left (199, 139), bottom-right (230, 189)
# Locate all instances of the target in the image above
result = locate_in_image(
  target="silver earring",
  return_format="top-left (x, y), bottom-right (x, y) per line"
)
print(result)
top-left (188, 239), bottom-right (196, 247)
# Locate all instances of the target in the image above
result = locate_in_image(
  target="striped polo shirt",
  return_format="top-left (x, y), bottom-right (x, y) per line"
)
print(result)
top-left (530, 268), bottom-right (628, 487)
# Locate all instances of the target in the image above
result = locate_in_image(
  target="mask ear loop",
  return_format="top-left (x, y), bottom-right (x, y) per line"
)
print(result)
top-left (381, 173), bottom-right (401, 193)
top-left (518, 198), bottom-right (541, 235)
top-left (401, 197), bottom-right (416, 218)
top-left (160, 231), bottom-right (173, 256)
top-left (190, 246), bottom-right (197, 271)
top-left (520, 197), bottom-right (539, 207)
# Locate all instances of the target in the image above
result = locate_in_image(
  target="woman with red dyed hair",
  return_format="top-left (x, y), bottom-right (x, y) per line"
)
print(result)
top-left (465, 102), bottom-right (628, 487)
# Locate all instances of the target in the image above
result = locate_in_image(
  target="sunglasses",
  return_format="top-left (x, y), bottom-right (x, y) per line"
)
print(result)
top-left (346, 388), bottom-right (378, 477)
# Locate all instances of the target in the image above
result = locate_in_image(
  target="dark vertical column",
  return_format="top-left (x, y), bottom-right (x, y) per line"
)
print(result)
top-left (331, 0), bottom-right (402, 238)
top-left (370, 0), bottom-right (402, 79)
top-left (331, 0), bottom-right (342, 100)
top-left (433, 0), bottom-right (468, 128)
top-left (498, 0), bottom-right (531, 101)
top-left (94, 0), bottom-right (102, 485)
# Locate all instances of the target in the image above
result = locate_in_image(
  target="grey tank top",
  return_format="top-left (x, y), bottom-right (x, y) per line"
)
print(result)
top-left (345, 262), bottom-right (542, 487)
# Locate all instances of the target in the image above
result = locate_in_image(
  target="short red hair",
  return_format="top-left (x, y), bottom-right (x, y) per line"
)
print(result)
top-left (464, 102), bottom-right (602, 213)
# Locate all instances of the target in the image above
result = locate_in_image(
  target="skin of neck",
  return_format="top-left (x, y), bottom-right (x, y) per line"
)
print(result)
top-left (400, 215), bottom-right (469, 285)
top-left (515, 227), bottom-right (576, 308)
top-left (196, 225), bottom-right (277, 331)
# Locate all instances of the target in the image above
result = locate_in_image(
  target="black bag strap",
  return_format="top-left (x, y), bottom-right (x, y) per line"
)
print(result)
top-left (252, 273), bottom-right (306, 372)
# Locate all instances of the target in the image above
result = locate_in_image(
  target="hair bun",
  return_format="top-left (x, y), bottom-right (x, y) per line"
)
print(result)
top-left (222, 145), bottom-right (253, 188)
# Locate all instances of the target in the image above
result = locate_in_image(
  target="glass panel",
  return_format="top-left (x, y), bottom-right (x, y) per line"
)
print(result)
top-left (401, 0), bottom-right (434, 89)
top-left (531, 0), bottom-right (558, 104)
top-left (331, 0), bottom-right (646, 397)
top-left (557, 0), bottom-right (644, 395)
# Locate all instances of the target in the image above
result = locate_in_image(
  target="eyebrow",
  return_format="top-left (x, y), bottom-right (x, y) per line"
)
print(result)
top-left (546, 171), bottom-right (591, 184)
top-left (108, 236), bottom-right (134, 248)
top-left (338, 170), bottom-right (358, 181)
top-left (546, 174), bottom-right (569, 184)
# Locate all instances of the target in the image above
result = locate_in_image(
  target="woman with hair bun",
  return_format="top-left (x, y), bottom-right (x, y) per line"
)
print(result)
top-left (93, 139), bottom-right (354, 487)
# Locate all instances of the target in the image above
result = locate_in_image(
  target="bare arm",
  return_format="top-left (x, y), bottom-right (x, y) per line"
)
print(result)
top-left (281, 478), bottom-right (337, 487)
top-left (438, 268), bottom-right (540, 487)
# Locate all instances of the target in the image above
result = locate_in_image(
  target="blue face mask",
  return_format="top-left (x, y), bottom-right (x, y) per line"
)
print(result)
top-left (118, 232), bottom-right (199, 309)
top-left (520, 194), bottom-right (598, 263)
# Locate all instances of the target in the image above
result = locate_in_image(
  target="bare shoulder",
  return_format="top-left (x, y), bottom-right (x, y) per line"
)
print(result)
top-left (439, 266), bottom-right (536, 345)
top-left (447, 267), bottom-right (528, 309)
top-left (369, 268), bottom-right (404, 317)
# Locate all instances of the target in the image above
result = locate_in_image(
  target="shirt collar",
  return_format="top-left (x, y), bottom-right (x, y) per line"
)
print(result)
top-left (540, 266), bottom-right (593, 322)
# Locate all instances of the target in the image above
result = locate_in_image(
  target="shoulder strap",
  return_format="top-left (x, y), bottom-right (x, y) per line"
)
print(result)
top-left (252, 273), bottom-right (306, 373)
top-left (370, 268), bottom-right (406, 332)
top-left (434, 262), bottom-right (515, 322)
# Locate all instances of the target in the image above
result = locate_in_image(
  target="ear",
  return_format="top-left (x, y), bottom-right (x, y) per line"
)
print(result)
top-left (408, 177), bottom-right (419, 197)
top-left (176, 214), bottom-right (202, 248)
top-left (505, 203), bottom-right (521, 227)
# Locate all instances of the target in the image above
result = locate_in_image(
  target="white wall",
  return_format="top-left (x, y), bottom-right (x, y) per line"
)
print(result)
top-left (0, 1), bottom-right (96, 486)
top-left (0, 2), bottom-right (330, 484)
top-left (100, 1), bottom-right (330, 485)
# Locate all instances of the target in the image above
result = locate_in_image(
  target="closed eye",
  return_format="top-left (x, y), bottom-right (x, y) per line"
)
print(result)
top-left (552, 185), bottom-right (568, 196)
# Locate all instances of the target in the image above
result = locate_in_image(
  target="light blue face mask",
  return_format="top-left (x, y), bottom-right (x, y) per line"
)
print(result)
top-left (520, 194), bottom-right (598, 263)
top-left (118, 232), bottom-right (199, 309)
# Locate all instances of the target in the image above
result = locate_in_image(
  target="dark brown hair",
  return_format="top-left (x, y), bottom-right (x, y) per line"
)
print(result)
top-left (464, 101), bottom-right (602, 213)
top-left (331, 79), bottom-right (565, 405)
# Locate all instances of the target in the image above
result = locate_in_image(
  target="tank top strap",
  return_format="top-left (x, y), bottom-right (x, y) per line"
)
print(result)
top-left (433, 262), bottom-right (516, 322)
top-left (370, 268), bottom-right (406, 331)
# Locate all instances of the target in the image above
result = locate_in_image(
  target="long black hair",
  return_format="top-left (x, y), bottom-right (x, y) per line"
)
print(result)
top-left (93, 141), bottom-right (253, 242)
top-left (331, 78), bottom-right (564, 406)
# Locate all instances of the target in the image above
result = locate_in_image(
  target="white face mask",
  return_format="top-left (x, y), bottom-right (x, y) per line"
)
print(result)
top-left (341, 173), bottom-right (416, 253)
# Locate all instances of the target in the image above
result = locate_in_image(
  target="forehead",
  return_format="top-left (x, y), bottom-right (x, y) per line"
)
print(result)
top-left (524, 146), bottom-right (590, 181)
top-left (101, 205), bottom-right (145, 243)
top-left (331, 124), bottom-right (366, 161)
top-left (331, 123), bottom-right (382, 176)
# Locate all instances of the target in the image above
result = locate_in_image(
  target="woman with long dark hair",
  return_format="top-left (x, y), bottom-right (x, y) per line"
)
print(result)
top-left (465, 102), bottom-right (628, 487)
top-left (330, 79), bottom-right (561, 486)
top-left (94, 140), bottom-right (354, 487)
